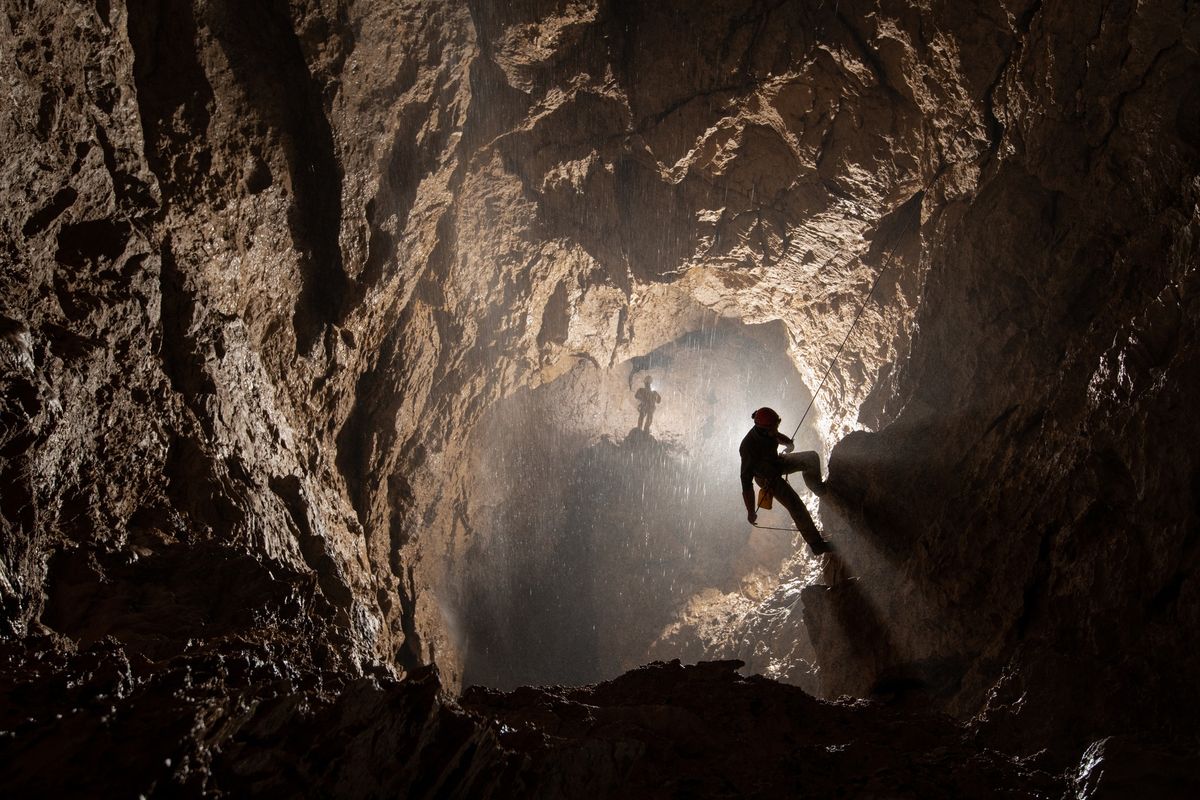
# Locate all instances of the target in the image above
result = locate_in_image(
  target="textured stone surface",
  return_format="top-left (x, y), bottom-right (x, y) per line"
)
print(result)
top-left (2, 647), bottom-right (1062, 797)
top-left (801, 0), bottom-right (1200, 768)
top-left (2, 0), bottom-right (1199, 793)
top-left (460, 658), bottom-right (1063, 798)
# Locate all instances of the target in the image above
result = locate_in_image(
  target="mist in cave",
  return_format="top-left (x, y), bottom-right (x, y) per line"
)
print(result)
top-left (456, 320), bottom-right (825, 689)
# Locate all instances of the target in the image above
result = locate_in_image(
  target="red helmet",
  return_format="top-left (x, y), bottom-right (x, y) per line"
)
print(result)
top-left (752, 407), bottom-right (781, 427)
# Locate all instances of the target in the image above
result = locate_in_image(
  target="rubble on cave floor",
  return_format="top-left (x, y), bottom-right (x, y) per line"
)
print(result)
top-left (461, 658), bottom-right (1065, 798)
top-left (2, 637), bottom-right (1068, 798)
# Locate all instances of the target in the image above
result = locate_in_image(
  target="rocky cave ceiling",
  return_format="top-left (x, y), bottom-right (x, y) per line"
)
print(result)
top-left (2, 0), bottom-right (1200, 796)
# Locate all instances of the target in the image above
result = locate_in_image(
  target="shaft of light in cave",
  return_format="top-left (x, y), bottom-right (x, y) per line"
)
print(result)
top-left (451, 319), bottom-right (842, 689)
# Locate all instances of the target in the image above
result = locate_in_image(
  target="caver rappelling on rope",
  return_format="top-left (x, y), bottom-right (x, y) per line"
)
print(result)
top-left (739, 407), bottom-right (833, 556)
top-left (734, 217), bottom-right (912, 556)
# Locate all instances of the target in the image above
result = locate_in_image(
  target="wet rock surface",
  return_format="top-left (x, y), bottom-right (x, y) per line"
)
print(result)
top-left (3, 0), bottom-right (1200, 794)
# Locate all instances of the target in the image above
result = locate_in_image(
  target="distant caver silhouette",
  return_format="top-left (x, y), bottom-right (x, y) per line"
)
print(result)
top-left (635, 375), bottom-right (661, 433)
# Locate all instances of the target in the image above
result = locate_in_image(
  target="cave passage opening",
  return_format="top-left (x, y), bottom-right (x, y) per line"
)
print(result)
top-left (454, 318), bottom-right (829, 690)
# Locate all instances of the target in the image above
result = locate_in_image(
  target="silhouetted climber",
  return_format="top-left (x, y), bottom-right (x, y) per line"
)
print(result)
top-left (635, 375), bottom-right (661, 433)
top-left (739, 407), bottom-right (833, 556)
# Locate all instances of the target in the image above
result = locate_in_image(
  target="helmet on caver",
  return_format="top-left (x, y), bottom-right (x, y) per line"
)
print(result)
top-left (752, 407), bottom-right (781, 427)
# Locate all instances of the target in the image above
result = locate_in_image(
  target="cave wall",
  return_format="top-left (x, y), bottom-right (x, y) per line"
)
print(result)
top-left (4, 0), bottom-right (941, 681)
top-left (2, 0), bottom-right (1198, 782)
top-left (411, 0), bottom-right (973, 684)
top-left (1, 0), bottom-right (481, 674)
top-left (812, 0), bottom-right (1200, 758)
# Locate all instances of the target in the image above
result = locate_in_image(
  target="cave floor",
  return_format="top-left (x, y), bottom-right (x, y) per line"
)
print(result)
top-left (1, 637), bottom-right (1062, 798)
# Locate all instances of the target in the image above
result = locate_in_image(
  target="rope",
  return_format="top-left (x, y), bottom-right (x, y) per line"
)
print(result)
top-left (752, 218), bottom-right (914, 525)
top-left (786, 231), bottom-right (907, 441)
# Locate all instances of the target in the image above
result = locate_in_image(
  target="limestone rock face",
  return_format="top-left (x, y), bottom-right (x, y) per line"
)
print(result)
top-left (806, 0), bottom-right (1200, 765)
top-left (2, 0), bottom-right (1199, 793)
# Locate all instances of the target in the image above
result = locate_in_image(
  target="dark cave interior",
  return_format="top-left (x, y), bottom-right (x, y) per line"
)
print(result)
top-left (2, 0), bottom-right (1200, 797)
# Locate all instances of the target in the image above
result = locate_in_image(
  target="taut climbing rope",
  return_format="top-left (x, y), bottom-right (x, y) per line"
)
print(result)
top-left (750, 522), bottom-right (799, 531)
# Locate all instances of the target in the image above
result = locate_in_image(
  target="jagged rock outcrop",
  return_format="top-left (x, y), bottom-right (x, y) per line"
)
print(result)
top-left (3, 0), bottom-right (1199, 794)
top-left (460, 659), bottom-right (1064, 798)
top-left (3, 647), bottom-right (1065, 798)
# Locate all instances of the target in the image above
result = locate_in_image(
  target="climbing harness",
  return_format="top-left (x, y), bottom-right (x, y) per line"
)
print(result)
top-left (751, 219), bottom-right (913, 530)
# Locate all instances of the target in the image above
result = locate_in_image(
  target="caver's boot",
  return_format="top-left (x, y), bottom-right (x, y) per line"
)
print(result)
top-left (798, 522), bottom-right (834, 556)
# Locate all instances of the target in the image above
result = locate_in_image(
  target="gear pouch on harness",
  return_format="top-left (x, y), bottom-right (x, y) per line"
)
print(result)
top-left (757, 487), bottom-right (774, 510)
